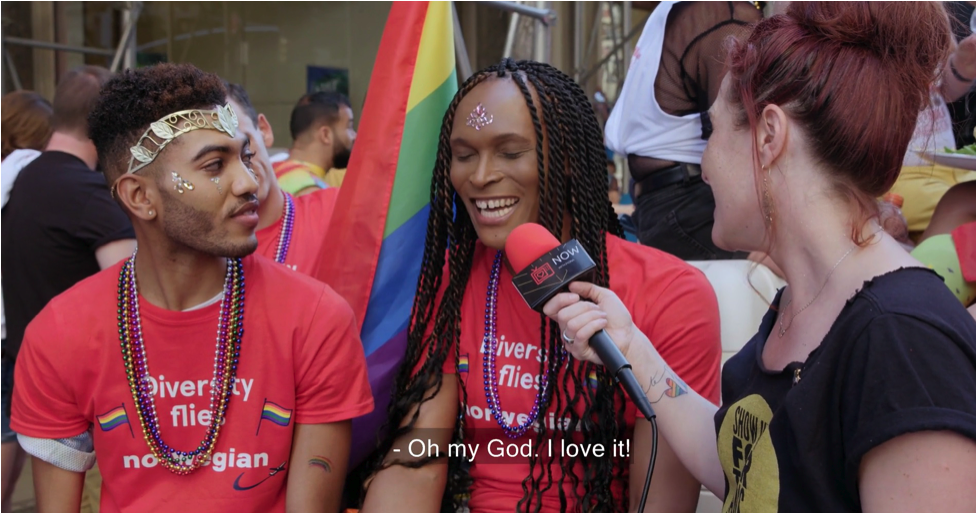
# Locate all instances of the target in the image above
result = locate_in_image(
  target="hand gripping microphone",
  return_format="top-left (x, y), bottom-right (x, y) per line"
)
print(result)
top-left (504, 223), bottom-right (656, 421)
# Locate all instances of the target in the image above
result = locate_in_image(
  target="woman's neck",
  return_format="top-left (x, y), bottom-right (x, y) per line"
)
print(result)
top-left (768, 209), bottom-right (903, 309)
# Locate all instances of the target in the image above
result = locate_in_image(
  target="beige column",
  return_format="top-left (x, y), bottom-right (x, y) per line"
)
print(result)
top-left (31, 1), bottom-right (56, 99)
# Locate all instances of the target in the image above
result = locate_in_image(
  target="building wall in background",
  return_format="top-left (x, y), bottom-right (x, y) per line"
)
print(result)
top-left (133, 1), bottom-right (391, 148)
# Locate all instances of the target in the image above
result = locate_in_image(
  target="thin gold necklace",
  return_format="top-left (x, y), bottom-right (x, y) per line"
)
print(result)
top-left (777, 227), bottom-right (884, 337)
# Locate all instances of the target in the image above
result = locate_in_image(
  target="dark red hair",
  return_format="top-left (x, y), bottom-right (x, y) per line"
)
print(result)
top-left (725, 2), bottom-right (952, 242)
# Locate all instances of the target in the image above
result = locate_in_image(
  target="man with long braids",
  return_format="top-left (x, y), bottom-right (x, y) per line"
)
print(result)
top-left (10, 64), bottom-right (373, 512)
top-left (362, 59), bottom-right (721, 512)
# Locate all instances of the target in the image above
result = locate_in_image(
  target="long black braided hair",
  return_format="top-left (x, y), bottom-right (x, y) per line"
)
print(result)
top-left (367, 59), bottom-right (627, 512)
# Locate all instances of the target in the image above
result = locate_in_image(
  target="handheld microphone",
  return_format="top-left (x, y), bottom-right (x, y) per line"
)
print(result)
top-left (504, 223), bottom-right (656, 421)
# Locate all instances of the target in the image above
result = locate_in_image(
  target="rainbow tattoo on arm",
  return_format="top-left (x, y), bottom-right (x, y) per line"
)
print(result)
top-left (308, 455), bottom-right (333, 473)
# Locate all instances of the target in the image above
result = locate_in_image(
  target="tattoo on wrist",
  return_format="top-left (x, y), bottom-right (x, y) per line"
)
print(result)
top-left (646, 368), bottom-right (689, 403)
top-left (308, 455), bottom-right (333, 473)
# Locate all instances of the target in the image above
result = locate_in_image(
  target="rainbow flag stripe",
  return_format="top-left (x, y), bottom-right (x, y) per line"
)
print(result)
top-left (587, 370), bottom-right (600, 388)
top-left (261, 401), bottom-right (293, 427)
top-left (97, 406), bottom-right (128, 431)
top-left (318, 2), bottom-right (456, 469)
top-left (664, 377), bottom-right (683, 398)
top-left (458, 354), bottom-right (470, 373)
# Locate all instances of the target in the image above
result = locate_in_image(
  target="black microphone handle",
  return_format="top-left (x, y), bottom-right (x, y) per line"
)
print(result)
top-left (588, 329), bottom-right (657, 421)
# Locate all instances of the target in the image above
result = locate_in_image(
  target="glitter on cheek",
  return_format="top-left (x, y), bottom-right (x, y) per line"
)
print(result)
top-left (171, 172), bottom-right (195, 194)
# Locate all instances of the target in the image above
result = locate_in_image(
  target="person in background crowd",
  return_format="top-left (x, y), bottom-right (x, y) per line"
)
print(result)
top-left (0, 88), bottom-right (54, 514)
top-left (911, 180), bottom-right (976, 308)
top-left (224, 82), bottom-right (340, 276)
top-left (274, 91), bottom-right (356, 196)
top-left (607, 157), bottom-right (622, 205)
top-left (886, 26), bottom-right (975, 237)
top-left (605, 1), bottom-right (762, 260)
top-left (1, 90), bottom-right (53, 160)
top-left (547, 3), bottom-right (974, 511)
top-left (1, 67), bottom-right (135, 513)
top-left (944, 1), bottom-right (976, 151)
top-left (363, 59), bottom-right (721, 513)
top-left (11, 63), bottom-right (373, 512)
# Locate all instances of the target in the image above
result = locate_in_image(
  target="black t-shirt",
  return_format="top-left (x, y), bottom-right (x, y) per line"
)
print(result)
top-left (2, 151), bottom-right (134, 360)
top-left (714, 267), bottom-right (975, 512)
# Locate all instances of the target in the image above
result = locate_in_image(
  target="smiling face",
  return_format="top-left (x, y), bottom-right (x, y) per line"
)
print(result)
top-left (701, 77), bottom-right (768, 253)
top-left (449, 77), bottom-right (542, 250)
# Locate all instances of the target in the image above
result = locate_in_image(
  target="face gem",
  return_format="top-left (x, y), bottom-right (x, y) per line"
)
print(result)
top-left (466, 103), bottom-right (494, 131)
top-left (172, 172), bottom-right (195, 194)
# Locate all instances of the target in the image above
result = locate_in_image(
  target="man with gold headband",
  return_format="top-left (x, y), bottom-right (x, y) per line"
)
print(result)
top-left (10, 63), bottom-right (373, 512)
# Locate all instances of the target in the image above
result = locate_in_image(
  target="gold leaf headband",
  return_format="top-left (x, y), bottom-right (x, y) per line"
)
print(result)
top-left (126, 103), bottom-right (238, 175)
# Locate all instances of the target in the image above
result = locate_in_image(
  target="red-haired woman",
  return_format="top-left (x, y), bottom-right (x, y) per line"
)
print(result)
top-left (546, 2), bottom-right (975, 511)
top-left (1, 89), bottom-right (52, 512)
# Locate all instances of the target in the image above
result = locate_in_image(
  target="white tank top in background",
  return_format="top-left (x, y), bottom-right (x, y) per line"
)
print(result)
top-left (604, 1), bottom-right (706, 165)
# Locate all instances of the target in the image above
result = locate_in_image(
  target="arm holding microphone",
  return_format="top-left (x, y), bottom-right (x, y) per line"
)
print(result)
top-left (542, 282), bottom-right (727, 498)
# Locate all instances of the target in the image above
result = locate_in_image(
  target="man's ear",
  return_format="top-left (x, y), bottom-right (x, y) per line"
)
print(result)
top-left (114, 171), bottom-right (159, 221)
top-left (257, 113), bottom-right (275, 148)
top-left (318, 124), bottom-right (334, 147)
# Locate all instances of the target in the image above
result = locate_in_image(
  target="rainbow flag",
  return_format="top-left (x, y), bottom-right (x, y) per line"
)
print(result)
top-left (260, 400), bottom-right (292, 427)
top-left (458, 354), bottom-right (470, 374)
top-left (97, 404), bottom-right (131, 434)
top-left (587, 370), bottom-right (600, 388)
top-left (318, 1), bottom-right (456, 469)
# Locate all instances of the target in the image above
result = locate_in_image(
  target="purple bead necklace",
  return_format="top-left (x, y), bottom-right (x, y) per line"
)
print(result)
top-left (275, 191), bottom-right (295, 264)
top-left (117, 250), bottom-right (245, 475)
top-left (482, 250), bottom-right (562, 438)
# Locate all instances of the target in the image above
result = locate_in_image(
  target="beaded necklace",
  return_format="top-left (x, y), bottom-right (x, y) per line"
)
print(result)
top-left (117, 251), bottom-right (245, 475)
top-left (482, 251), bottom-right (563, 438)
top-left (275, 192), bottom-right (295, 264)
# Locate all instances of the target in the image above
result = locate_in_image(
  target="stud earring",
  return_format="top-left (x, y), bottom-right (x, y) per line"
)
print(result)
top-left (148, 210), bottom-right (154, 216)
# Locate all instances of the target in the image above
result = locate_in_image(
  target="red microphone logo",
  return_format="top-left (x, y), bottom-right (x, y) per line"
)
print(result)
top-left (530, 263), bottom-right (556, 285)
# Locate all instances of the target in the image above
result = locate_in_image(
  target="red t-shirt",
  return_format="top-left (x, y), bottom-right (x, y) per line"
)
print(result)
top-left (11, 254), bottom-right (373, 513)
top-left (255, 188), bottom-right (338, 276)
top-left (440, 235), bottom-right (721, 512)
